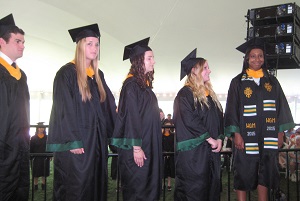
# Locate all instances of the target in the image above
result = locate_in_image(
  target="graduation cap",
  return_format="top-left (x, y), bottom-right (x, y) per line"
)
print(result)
top-left (68, 23), bottom-right (100, 43)
top-left (180, 48), bottom-right (203, 80)
top-left (123, 37), bottom-right (152, 61)
top-left (36, 122), bottom-right (46, 129)
top-left (0, 14), bottom-right (16, 37)
top-left (236, 37), bottom-right (265, 54)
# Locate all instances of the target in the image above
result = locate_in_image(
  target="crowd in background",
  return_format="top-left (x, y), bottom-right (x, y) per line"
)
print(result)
top-left (278, 127), bottom-right (300, 182)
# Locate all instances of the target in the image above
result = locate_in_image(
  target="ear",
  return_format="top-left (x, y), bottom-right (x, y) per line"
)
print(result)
top-left (0, 38), bottom-right (5, 46)
top-left (191, 66), bottom-right (196, 74)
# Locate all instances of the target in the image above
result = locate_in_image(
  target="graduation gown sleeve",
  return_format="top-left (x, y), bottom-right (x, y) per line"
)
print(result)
top-left (224, 75), bottom-right (241, 137)
top-left (111, 78), bottom-right (143, 149)
top-left (99, 70), bottom-right (116, 138)
top-left (272, 77), bottom-right (295, 132)
top-left (46, 64), bottom-right (83, 152)
top-left (173, 86), bottom-right (210, 151)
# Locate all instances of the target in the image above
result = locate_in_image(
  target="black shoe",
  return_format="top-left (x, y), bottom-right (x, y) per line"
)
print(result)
top-left (167, 186), bottom-right (172, 191)
top-left (34, 185), bottom-right (38, 190)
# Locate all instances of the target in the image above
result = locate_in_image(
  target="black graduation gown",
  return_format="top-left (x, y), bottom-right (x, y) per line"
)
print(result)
top-left (30, 135), bottom-right (50, 177)
top-left (46, 63), bottom-right (116, 201)
top-left (173, 86), bottom-right (224, 201)
top-left (224, 72), bottom-right (294, 189)
top-left (162, 132), bottom-right (175, 178)
top-left (110, 76), bottom-right (163, 201)
top-left (0, 61), bottom-right (30, 201)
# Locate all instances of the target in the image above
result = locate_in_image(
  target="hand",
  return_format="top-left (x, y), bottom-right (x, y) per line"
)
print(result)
top-left (133, 146), bottom-right (147, 167)
top-left (70, 148), bottom-right (85, 154)
top-left (233, 133), bottom-right (244, 150)
top-left (206, 138), bottom-right (218, 149)
top-left (212, 139), bottom-right (223, 153)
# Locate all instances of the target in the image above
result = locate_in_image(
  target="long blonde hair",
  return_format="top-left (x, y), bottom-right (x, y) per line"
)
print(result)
top-left (74, 38), bottom-right (106, 102)
top-left (185, 59), bottom-right (222, 111)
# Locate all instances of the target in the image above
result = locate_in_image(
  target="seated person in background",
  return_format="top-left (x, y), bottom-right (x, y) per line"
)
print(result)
top-left (289, 135), bottom-right (300, 182)
top-left (278, 132), bottom-right (290, 170)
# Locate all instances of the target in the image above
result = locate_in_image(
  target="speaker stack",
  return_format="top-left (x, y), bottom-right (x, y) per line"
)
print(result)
top-left (246, 2), bottom-right (300, 70)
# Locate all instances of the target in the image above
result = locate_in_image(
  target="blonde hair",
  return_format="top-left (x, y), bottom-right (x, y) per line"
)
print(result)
top-left (184, 59), bottom-right (222, 111)
top-left (74, 38), bottom-right (106, 102)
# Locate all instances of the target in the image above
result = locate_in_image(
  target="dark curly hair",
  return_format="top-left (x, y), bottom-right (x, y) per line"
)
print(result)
top-left (128, 53), bottom-right (154, 89)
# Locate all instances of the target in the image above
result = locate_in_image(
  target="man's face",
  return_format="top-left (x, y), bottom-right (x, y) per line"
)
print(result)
top-left (0, 33), bottom-right (25, 61)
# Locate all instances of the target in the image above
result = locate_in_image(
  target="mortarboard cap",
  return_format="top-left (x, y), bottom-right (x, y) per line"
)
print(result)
top-left (236, 37), bottom-right (265, 54)
top-left (123, 37), bottom-right (152, 61)
top-left (180, 48), bottom-right (203, 80)
top-left (68, 23), bottom-right (100, 43)
top-left (0, 14), bottom-right (16, 37)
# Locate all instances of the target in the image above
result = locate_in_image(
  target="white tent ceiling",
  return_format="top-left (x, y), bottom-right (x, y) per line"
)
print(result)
top-left (2, 0), bottom-right (300, 100)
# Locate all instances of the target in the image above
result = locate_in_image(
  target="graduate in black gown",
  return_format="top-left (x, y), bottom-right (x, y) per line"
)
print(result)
top-left (162, 121), bottom-right (175, 191)
top-left (224, 38), bottom-right (294, 201)
top-left (173, 49), bottom-right (224, 201)
top-left (0, 14), bottom-right (30, 201)
top-left (30, 122), bottom-right (50, 190)
top-left (46, 23), bottom-right (116, 201)
top-left (110, 37), bottom-right (162, 201)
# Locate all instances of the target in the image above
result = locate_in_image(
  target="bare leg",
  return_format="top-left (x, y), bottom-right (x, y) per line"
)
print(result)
top-left (34, 177), bottom-right (38, 185)
top-left (167, 177), bottom-right (171, 187)
top-left (236, 190), bottom-right (246, 201)
top-left (257, 185), bottom-right (268, 201)
top-left (42, 177), bottom-right (46, 184)
top-left (235, 190), bottom-right (246, 201)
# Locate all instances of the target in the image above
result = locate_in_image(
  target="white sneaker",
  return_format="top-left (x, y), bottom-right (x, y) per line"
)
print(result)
top-left (290, 173), bottom-right (297, 182)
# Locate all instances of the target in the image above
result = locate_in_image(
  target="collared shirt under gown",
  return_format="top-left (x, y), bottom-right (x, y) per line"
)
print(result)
top-left (46, 63), bottom-right (116, 201)
top-left (173, 86), bottom-right (224, 201)
top-left (111, 76), bottom-right (163, 201)
top-left (0, 61), bottom-right (30, 201)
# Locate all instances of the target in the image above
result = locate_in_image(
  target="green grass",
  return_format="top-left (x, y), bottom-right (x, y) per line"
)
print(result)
top-left (30, 158), bottom-right (299, 201)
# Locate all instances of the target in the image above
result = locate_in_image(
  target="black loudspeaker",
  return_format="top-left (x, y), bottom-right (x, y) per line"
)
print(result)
top-left (246, 2), bottom-right (300, 69)
top-left (266, 42), bottom-right (300, 69)
top-left (248, 23), bottom-right (300, 41)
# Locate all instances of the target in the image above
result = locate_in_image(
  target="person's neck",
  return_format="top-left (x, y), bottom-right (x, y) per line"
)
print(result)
top-left (0, 51), bottom-right (15, 64)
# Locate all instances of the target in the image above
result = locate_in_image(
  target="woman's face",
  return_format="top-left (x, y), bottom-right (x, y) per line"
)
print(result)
top-left (37, 127), bottom-right (45, 134)
top-left (201, 61), bottom-right (211, 83)
top-left (85, 37), bottom-right (99, 62)
top-left (248, 48), bottom-right (264, 71)
top-left (192, 61), bottom-right (211, 83)
top-left (144, 50), bottom-right (155, 74)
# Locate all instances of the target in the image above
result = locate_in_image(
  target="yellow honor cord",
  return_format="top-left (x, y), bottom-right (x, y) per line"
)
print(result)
top-left (246, 68), bottom-right (264, 78)
top-left (37, 133), bottom-right (45, 139)
top-left (205, 89), bottom-right (210, 97)
top-left (0, 57), bottom-right (21, 80)
top-left (70, 60), bottom-right (95, 78)
top-left (86, 66), bottom-right (95, 78)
